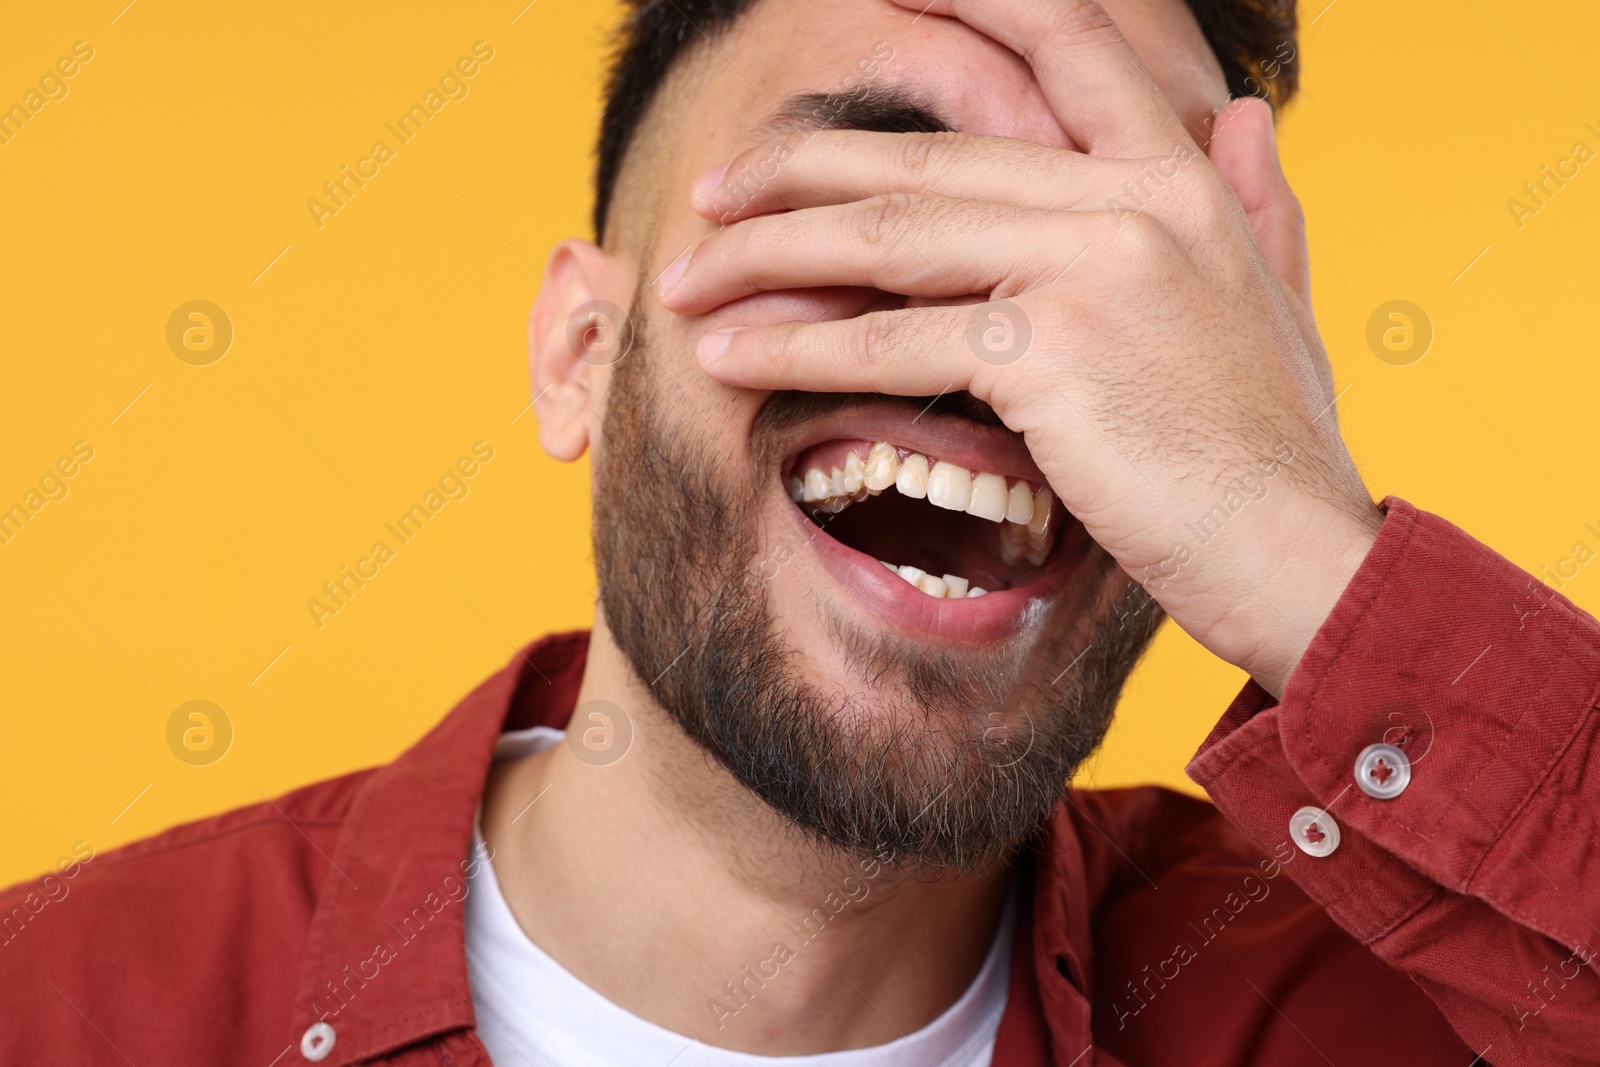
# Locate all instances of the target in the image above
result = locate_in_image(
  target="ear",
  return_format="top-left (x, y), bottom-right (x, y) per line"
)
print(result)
top-left (528, 240), bottom-right (626, 462)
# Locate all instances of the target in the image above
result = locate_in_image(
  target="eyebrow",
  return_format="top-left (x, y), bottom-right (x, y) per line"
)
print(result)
top-left (756, 85), bottom-right (953, 138)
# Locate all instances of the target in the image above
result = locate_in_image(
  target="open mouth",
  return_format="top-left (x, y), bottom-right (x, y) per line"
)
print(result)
top-left (788, 439), bottom-right (1062, 599)
top-left (762, 394), bottom-right (1097, 641)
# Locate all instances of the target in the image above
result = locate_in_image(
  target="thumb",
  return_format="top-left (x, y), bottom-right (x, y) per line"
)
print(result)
top-left (1208, 96), bottom-right (1311, 306)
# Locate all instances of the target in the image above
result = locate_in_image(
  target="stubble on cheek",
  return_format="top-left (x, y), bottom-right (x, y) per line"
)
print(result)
top-left (591, 299), bottom-right (1167, 868)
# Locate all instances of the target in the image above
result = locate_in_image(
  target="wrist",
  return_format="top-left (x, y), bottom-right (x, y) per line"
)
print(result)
top-left (1234, 498), bottom-right (1383, 697)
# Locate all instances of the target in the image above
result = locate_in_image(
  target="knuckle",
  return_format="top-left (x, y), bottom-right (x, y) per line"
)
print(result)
top-left (895, 131), bottom-right (968, 184)
top-left (770, 131), bottom-right (810, 180)
top-left (857, 310), bottom-right (896, 364)
top-left (1070, 0), bottom-right (1120, 37)
top-left (855, 309), bottom-right (922, 377)
top-left (1190, 170), bottom-right (1239, 222)
top-left (771, 320), bottom-right (807, 372)
top-left (1045, 0), bottom-right (1121, 50)
top-left (719, 163), bottom-right (769, 215)
top-left (713, 170), bottom-right (757, 217)
top-left (1033, 141), bottom-right (1078, 185)
top-left (712, 224), bottom-right (760, 279)
top-left (1111, 207), bottom-right (1171, 259)
top-left (756, 211), bottom-right (801, 250)
top-left (896, 135), bottom-right (940, 180)
top-left (856, 192), bottom-right (915, 247)
top-left (720, 134), bottom-right (805, 212)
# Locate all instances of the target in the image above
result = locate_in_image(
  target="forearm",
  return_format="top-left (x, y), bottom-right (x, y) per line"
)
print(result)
top-left (1191, 498), bottom-right (1600, 1067)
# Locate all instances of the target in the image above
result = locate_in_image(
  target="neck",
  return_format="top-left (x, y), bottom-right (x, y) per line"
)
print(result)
top-left (479, 612), bottom-right (1015, 1054)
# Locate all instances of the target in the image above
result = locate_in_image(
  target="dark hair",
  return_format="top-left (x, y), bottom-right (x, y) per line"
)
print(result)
top-left (592, 0), bottom-right (1298, 241)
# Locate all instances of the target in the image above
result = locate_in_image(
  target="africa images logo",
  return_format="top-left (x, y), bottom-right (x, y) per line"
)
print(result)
top-left (306, 41), bottom-right (495, 229)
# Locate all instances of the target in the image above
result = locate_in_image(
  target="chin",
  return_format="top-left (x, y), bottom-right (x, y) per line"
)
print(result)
top-left (593, 364), bottom-right (1160, 868)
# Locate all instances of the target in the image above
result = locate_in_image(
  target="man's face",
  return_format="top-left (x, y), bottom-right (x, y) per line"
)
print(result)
top-left (585, 0), bottom-right (1227, 869)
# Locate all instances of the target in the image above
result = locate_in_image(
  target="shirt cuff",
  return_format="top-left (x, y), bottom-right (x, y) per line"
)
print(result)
top-left (1188, 496), bottom-right (1600, 943)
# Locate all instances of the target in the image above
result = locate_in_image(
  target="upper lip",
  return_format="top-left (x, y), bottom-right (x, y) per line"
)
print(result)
top-left (776, 397), bottom-right (1046, 485)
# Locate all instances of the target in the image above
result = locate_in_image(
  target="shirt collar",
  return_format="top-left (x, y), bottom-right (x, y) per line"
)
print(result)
top-left (288, 631), bottom-right (588, 1065)
top-left (289, 631), bottom-right (1095, 1065)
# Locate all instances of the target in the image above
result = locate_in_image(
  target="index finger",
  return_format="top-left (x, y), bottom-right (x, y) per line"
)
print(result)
top-left (891, 0), bottom-right (1186, 158)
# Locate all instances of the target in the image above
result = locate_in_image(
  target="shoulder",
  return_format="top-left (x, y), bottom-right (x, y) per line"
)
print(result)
top-left (1065, 786), bottom-right (1470, 1065)
top-left (1065, 784), bottom-right (1282, 894)
top-left (0, 768), bottom-right (373, 1062)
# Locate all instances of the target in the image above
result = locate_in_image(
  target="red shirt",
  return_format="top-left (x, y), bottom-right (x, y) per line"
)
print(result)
top-left (3, 498), bottom-right (1596, 1066)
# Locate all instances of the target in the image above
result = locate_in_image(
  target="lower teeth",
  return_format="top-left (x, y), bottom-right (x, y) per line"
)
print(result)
top-left (882, 561), bottom-right (987, 599)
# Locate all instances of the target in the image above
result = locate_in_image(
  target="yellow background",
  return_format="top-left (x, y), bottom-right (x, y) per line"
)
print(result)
top-left (3, 0), bottom-right (1597, 887)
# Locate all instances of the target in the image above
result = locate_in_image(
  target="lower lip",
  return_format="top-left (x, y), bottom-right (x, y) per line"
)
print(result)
top-left (785, 497), bottom-right (1087, 643)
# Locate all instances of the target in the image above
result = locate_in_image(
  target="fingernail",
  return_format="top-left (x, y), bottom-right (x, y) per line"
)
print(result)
top-left (656, 246), bottom-right (692, 296)
top-left (699, 328), bottom-right (739, 363)
top-left (691, 163), bottom-right (729, 208)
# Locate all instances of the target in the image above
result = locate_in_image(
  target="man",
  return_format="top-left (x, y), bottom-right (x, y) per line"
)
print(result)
top-left (3, 0), bottom-right (1597, 1064)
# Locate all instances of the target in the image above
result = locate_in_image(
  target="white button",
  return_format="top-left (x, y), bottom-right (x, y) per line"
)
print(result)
top-left (1355, 742), bottom-right (1411, 800)
top-left (300, 1021), bottom-right (336, 1062)
top-left (1289, 806), bottom-right (1340, 857)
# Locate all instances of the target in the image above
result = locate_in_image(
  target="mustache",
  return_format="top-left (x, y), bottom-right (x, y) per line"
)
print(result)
top-left (751, 391), bottom-right (1009, 468)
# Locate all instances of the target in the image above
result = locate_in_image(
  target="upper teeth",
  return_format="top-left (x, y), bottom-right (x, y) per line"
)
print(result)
top-left (790, 442), bottom-right (1061, 581)
top-left (896, 452), bottom-right (930, 499)
top-left (864, 441), bottom-right (897, 491)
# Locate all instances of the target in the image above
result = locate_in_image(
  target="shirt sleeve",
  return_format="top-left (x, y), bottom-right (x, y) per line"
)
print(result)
top-left (1187, 496), bottom-right (1600, 1067)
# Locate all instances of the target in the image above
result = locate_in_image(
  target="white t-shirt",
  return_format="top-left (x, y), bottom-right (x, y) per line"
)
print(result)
top-left (464, 726), bottom-right (1014, 1067)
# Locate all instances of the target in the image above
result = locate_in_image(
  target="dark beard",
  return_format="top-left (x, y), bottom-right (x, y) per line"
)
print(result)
top-left (592, 301), bottom-right (1164, 871)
